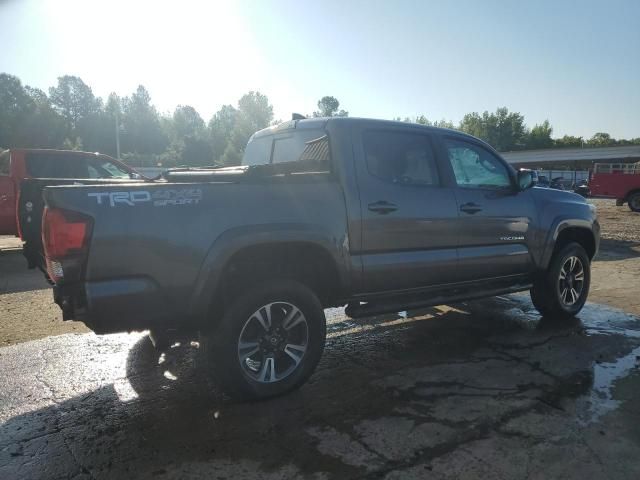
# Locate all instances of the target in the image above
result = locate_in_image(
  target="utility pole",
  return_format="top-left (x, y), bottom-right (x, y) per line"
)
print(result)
top-left (115, 109), bottom-right (121, 159)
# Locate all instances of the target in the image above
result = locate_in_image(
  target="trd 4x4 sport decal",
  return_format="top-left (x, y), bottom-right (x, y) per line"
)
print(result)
top-left (87, 189), bottom-right (202, 207)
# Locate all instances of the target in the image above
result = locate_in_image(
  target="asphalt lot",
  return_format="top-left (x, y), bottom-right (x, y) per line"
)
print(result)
top-left (1, 283), bottom-right (640, 478)
top-left (1, 199), bottom-right (640, 479)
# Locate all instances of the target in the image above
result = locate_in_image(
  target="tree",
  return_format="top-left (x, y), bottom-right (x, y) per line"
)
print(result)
top-left (587, 132), bottom-right (615, 147)
top-left (221, 91), bottom-right (273, 166)
top-left (554, 135), bottom-right (584, 148)
top-left (120, 85), bottom-right (168, 154)
top-left (525, 120), bottom-right (554, 149)
top-left (0, 74), bottom-right (65, 148)
top-left (459, 107), bottom-right (526, 151)
top-left (411, 116), bottom-right (455, 129)
top-left (171, 105), bottom-right (205, 139)
top-left (48, 76), bottom-right (101, 133)
top-left (162, 105), bottom-right (212, 166)
top-left (208, 105), bottom-right (237, 161)
top-left (313, 96), bottom-right (348, 117)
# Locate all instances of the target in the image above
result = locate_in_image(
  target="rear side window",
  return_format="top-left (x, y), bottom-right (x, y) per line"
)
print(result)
top-left (26, 153), bottom-right (89, 178)
top-left (0, 150), bottom-right (9, 175)
top-left (363, 130), bottom-right (439, 186)
top-left (272, 131), bottom-right (330, 165)
top-left (242, 129), bottom-right (330, 170)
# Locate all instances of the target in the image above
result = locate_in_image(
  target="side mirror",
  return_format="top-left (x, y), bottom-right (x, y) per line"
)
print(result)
top-left (517, 169), bottom-right (534, 191)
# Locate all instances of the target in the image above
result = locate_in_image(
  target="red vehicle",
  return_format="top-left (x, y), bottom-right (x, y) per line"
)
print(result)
top-left (0, 149), bottom-right (141, 236)
top-left (589, 162), bottom-right (640, 212)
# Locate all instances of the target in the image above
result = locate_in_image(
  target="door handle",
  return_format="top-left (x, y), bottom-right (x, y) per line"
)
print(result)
top-left (460, 202), bottom-right (482, 214)
top-left (368, 201), bottom-right (398, 215)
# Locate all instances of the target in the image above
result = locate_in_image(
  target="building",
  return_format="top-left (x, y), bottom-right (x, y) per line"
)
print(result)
top-left (501, 145), bottom-right (640, 170)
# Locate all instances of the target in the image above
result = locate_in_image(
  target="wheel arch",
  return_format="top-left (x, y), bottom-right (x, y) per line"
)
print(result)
top-left (541, 220), bottom-right (597, 269)
top-left (188, 225), bottom-right (349, 323)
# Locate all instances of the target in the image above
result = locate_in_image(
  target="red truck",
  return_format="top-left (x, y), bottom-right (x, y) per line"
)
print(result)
top-left (0, 149), bottom-right (142, 236)
top-left (589, 162), bottom-right (640, 212)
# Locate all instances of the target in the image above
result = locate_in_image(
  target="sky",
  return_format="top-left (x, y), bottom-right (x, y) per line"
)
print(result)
top-left (1, 0), bottom-right (639, 139)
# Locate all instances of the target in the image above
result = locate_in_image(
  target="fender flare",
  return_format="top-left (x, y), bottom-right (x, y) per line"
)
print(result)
top-left (188, 223), bottom-right (350, 318)
top-left (539, 217), bottom-right (597, 269)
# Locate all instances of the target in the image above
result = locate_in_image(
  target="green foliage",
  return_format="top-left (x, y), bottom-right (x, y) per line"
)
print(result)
top-left (0, 74), bottom-right (65, 148)
top-left (313, 96), bottom-right (348, 117)
top-left (219, 92), bottom-right (273, 166)
top-left (587, 132), bottom-right (613, 147)
top-left (554, 135), bottom-right (584, 148)
top-left (208, 104), bottom-right (237, 161)
top-left (459, 107), bottom-right (527, 151)
top-left (526, 120), bottom-right (554, 149)
top-left (1, 73), bottom-right (638, 167)
top-left (48, 75), bottom-right (101, 132)
top-left (120, 85), bottom-right (169, 154)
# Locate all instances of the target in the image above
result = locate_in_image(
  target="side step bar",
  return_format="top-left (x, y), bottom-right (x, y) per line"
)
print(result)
top-left (345, 283), bottom-right (532, 319)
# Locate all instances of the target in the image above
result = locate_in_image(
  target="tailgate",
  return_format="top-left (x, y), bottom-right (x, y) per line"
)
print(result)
top-left (19, 178), bottom-right (146, 271)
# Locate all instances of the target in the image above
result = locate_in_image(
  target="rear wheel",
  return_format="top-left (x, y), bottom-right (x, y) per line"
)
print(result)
top-left (628, 192), bottom-right (640, 212)
top-left (201, 280), bottom-right (326, 400)
top-left (530, 242), bottom-right (590, 319)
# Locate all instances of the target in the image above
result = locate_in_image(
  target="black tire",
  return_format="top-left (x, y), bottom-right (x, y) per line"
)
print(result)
top-left (530, 242), bottom-right (591, 319)
top-left (200, 280), bottom-right (326, 400)
top-left (628, 192), bottom-right (640, 212)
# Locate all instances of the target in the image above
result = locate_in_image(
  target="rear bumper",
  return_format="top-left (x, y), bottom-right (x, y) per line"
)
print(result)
top-left (54, 277), bottom-right (173, 334)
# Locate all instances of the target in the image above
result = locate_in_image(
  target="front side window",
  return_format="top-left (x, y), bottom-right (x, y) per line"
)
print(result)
top-left (363, 130), bottom-right (439, 186)
top-left (445, 139), bottom-right (511, 189)
top-left (87, 158), bottom-right (130, 178)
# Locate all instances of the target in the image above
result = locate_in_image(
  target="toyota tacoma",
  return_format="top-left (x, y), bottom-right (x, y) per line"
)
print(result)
top-left (39, 117), bottom-right (600, 399)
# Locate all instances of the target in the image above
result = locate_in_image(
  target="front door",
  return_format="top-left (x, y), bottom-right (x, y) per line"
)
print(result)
top-left (441, 136), bottom-right (536, 282)
top-left (354, 126), bottom-right (459, 293)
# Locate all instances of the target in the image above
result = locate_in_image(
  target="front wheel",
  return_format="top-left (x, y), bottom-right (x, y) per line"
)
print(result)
top-left (201, 280), bottom-right (326, 400)
top-left (628, 192), bottom-right (640, 212)
top-left (530, 242), bottom-right (591, 319)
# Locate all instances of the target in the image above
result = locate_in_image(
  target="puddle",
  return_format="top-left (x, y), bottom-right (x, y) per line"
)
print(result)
top-left (577, 344), bottom-right (640, 424)
top-left (576, 307), bottom-right (640, 424)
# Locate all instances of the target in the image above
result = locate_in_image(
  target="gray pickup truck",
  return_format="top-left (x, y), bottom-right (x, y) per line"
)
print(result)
top-left (41, 117), bottom-right (599, 399)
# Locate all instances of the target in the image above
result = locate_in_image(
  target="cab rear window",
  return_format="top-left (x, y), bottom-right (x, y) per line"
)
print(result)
top-left (242, 130), bottom-right (330, 168)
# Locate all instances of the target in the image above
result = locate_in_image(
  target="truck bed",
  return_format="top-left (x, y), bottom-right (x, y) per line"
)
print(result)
top-left (42, 171), bottom-right (347, 332)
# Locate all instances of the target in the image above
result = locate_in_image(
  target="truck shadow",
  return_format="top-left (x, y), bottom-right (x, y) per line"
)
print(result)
top-left (0, 250), bottom-right (50, 294)
top-left (1, 297), bottom-right (638, 478)
top-left (596, 238), bottom-right (640, 261)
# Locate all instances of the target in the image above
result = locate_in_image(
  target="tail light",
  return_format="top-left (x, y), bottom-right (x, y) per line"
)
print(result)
top-left (42, 207), bottom-right (93, 283)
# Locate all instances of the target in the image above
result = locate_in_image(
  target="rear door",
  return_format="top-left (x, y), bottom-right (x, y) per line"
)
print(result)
top-left (0, 150), bottom-right (16, 235)
top-left (440, 135), bottom-right (536, 281)
top-left (354, 125), bottom-right (459, 293)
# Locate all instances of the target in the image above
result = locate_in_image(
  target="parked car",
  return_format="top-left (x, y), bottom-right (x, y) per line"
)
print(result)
top-left (574, 179), bottom-right (591, 197)
top-left (550, 177), bottom-right (567, 190)
top-left (38, 117), bottom-right (599, 400)
top-left (589, 162), bottom-right (640, 211)
top-left (536, 175), bottom-right (550, 188)
top-left (0, 149), bottom-right (143, 236)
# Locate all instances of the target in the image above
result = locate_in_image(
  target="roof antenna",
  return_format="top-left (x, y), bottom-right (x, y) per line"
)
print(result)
top-left (292, 113), bottom-right (306, 120)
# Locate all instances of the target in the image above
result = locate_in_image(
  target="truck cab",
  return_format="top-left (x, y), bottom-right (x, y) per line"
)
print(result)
top-left (0, 148), bottom-right (141, 236)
